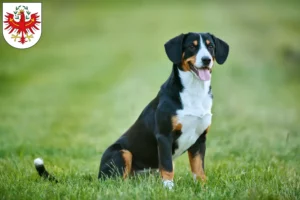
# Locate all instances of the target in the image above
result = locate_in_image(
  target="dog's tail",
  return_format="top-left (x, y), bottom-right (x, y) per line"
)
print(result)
top-left (34, 158), bottom-right (58, 182)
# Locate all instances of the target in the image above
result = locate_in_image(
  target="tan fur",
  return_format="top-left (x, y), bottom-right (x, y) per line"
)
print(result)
top-left (120, 150), bottom-right (132, 179)
top-left (206, 125), bottom-right (211, 133)
top-left (160, 168), bottom-right (174, 181)
top-left (188, 151), bottom-right (206, 182)
top-left (182, 53), bottom-right (196, 72)
top-left (171, 116), bottom-right (182, 131)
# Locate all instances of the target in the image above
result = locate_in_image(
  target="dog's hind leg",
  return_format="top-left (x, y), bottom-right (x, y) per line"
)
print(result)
top-left (98, 146), bottom-right (132, 179)
top-left (120, 149), bottom-right (132, 178)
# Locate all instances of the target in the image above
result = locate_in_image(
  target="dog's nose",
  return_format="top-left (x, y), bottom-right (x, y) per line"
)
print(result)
top-left (201, 57), bottom-right (211, 66)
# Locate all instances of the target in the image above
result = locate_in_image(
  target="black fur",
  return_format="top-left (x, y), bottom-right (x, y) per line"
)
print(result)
top-left (209, 33), bottom-right (229, 64)
top-left (35, 162), bottom-right (57, 182)
top-left (164, 34), bottom-right (185, 64)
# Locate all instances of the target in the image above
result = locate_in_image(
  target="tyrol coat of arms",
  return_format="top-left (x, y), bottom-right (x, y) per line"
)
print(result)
top-left (3, 3), bottom-right (42, 49)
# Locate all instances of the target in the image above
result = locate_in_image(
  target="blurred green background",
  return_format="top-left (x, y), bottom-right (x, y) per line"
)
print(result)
top-left (0, 0), bottom-right (300, 199)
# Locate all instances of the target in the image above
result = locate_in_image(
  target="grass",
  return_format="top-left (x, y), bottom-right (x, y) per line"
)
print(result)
top-left (0, 1), bottom-right (300, 199)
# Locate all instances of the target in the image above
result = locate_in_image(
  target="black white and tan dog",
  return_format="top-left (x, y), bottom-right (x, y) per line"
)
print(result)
top-left (34, 32), bottom-right (229, 189)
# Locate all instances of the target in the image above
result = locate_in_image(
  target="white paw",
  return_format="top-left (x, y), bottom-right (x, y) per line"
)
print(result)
top-left (193, 173), bottom-right (197, 181)
top-left (162, 180), bottom-right (174, 190)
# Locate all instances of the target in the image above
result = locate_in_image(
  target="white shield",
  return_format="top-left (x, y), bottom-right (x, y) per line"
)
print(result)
top-left (2, 3), bottom-right (42, 49)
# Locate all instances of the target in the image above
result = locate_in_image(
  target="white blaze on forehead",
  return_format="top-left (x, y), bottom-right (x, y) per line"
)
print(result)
top-left (195, 34), bottom-right (213, 68)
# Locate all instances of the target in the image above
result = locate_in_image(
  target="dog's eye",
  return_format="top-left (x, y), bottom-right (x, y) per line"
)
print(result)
top-left (189, 45), bottom-right (196, 50)
top-left (208, 45), bottom-right (214, 49)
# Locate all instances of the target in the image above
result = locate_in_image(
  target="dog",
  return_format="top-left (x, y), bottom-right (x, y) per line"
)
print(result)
top-left (34, 32), bottom-right (229, 189)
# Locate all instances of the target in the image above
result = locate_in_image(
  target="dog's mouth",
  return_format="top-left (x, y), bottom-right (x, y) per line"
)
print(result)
top-left (188, 62), bottom-right (212, 81)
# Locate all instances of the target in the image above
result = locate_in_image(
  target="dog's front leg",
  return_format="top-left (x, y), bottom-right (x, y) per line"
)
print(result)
top-left (157, 134), bottom-right (174, 190)
top-left (188, 129), bottom-right (207, 182)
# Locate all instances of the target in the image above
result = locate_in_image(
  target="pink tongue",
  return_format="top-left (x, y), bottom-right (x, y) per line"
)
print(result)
top-left (197, 69), bottom-right (211, 81)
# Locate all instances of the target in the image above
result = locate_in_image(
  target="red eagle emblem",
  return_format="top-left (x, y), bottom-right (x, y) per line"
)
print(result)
top-left (4, 6), bottom-right (40, 44)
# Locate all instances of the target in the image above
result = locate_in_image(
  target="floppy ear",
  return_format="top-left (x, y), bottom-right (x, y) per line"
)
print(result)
top-left (210, 34), bottom-right (229, 65)
top-left (164, 34), bottom-right (185, 64)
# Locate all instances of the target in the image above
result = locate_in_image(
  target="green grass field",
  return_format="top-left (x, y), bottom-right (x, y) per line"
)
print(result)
top-left (1, 1), bottom-right (300, 199)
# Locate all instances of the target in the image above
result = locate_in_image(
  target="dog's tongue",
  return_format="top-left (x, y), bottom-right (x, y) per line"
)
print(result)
top-left (197, 68), bottom-right (211, 81)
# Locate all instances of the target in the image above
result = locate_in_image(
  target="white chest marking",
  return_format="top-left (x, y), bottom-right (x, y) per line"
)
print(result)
top-left (172, 69), bottom-right (213, 159)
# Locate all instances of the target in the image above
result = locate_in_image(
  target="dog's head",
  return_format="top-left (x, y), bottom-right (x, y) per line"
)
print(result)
top-left (164, 32), bottom-right (229, 81)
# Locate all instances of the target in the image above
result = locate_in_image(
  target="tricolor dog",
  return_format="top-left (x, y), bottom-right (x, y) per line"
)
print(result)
top-left (34, 32), bottom-right (229, 189)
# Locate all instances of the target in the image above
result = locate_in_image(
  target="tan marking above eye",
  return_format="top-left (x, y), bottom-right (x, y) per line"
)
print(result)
top-left (193, 40), bottom-right (198, 46)
top-left (206, 40), bottom-right (211, 45)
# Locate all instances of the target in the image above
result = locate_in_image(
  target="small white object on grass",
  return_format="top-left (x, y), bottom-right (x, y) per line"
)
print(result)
top-left (34, 158), bottom-right (44, 166)
top-left (163, 180), bottom-right (174, 190)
